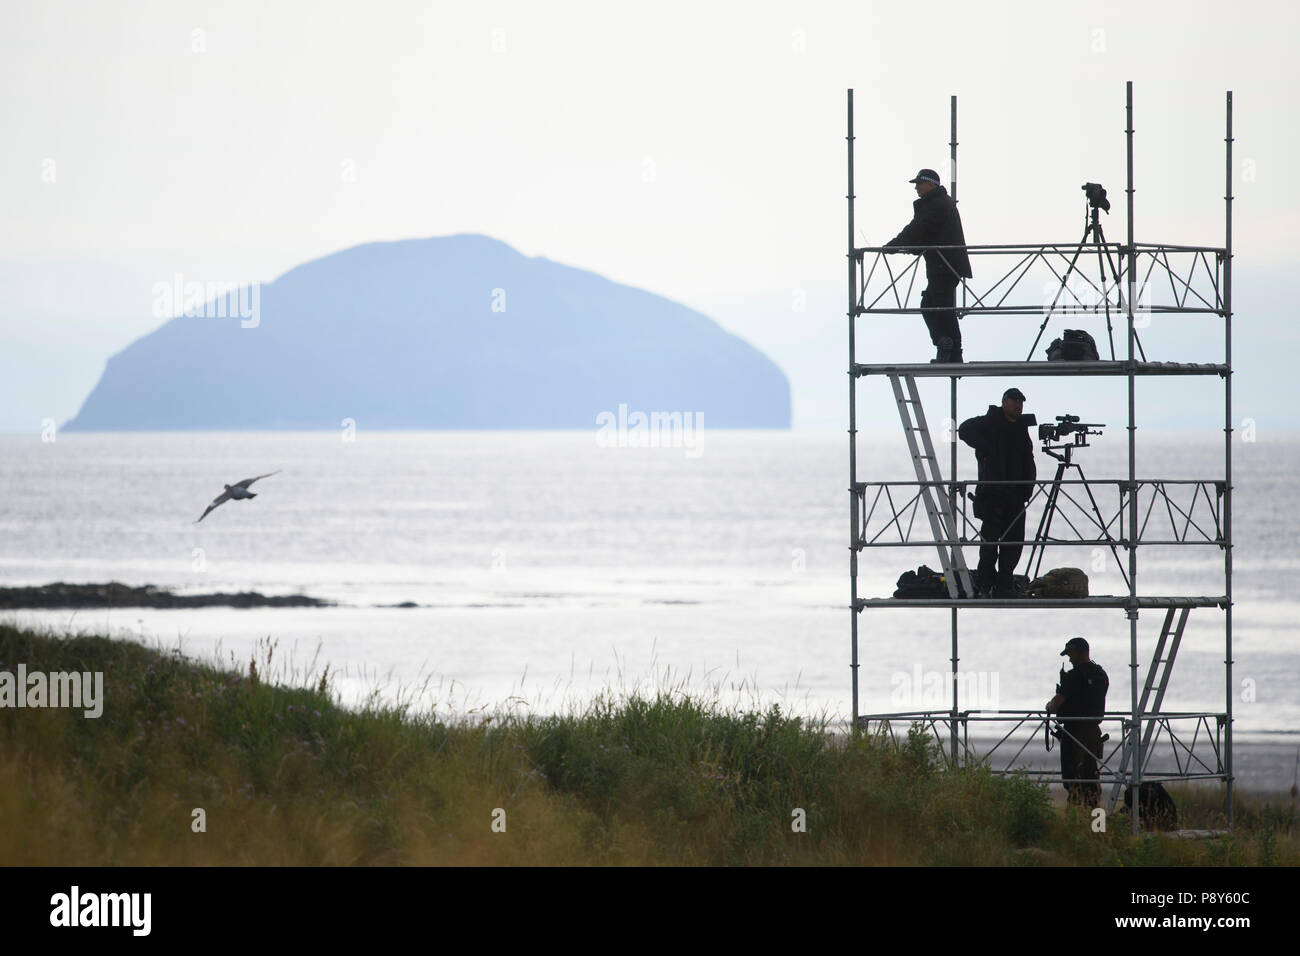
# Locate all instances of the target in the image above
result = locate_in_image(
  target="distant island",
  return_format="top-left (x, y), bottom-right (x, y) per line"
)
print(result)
top-left (64, 234), bottom-right (790, 430)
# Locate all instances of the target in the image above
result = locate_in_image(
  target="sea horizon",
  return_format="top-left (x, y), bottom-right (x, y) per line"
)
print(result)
top-left (2, 429), bottom-right (1292, 755)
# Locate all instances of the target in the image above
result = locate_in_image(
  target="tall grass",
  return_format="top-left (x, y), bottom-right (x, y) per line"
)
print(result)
top-left (0, 623), bottom-right (1293, 865)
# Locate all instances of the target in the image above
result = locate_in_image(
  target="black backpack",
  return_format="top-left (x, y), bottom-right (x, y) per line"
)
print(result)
top-left (893, 565), bottom-right (971, 599)
top-left (1046, 329), bottom-right (1100, 362)
top-left (1123, 782), bottom-right (1179, 831)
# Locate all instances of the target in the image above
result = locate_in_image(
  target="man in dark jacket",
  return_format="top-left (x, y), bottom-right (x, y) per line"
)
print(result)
top-left (1046, 637), bottom-right (1109, 808)
top-left (958, 387), bottom-right (1036, 597)
top-left (884, 168), bottom-right (973, 363)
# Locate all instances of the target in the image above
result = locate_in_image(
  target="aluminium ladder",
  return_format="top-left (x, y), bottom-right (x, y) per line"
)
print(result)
top-left (1106, 607), bottom-right (1192, 813)
top-left (888, 372), bottom-right (974, 599)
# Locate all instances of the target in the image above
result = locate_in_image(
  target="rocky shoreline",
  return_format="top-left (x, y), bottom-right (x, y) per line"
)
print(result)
top-left (0, 581), bottom-right (332, 609)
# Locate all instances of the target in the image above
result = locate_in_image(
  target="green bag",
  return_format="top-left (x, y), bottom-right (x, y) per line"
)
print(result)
top-left (1028, 567), bottom-right (1089, 598)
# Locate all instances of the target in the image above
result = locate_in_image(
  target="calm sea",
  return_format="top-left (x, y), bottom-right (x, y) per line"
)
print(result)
top-left (0, 430), bottom-right (1295, 762)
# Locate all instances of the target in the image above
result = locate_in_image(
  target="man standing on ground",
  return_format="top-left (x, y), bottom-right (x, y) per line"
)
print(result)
top-left (884, 168), bottom-right (973, 363)
top-left (1046, 637), bottom-right (1109, 808)
top-left (959, 387), bottom-right (1036, 597)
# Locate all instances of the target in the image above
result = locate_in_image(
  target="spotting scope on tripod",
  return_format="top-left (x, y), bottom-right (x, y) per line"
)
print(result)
top-left (1026, 183), bottom-right (1147, 362)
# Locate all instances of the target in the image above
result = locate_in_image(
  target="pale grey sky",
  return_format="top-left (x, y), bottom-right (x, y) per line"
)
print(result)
top-left (2, 0), bottom-right (1295, 430)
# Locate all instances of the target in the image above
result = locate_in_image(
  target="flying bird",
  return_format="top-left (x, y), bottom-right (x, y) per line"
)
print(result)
top-left (196, 471), bottom-right (281, 523)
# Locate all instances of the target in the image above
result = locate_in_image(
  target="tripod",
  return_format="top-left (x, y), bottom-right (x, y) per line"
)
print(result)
top-left (1024, 431), bottom-right (1126, 585)
top-left (1027, 199), bottom-right (1145, 362)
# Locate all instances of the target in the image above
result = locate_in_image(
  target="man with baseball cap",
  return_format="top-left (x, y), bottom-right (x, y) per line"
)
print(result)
top-left (1046, 637), bottom-right (1109, 808)
top-left (958, 387), bottom-right (1037, 597)
top-left (883, 168), bottom-right (973, 363)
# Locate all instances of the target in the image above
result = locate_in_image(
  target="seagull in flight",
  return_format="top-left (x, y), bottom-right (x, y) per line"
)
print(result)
top-left (196, 471), bottom-right (281, 523)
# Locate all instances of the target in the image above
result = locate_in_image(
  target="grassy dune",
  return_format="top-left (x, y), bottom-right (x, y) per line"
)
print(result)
top-left (0, 623), bottom-right (1294, 865)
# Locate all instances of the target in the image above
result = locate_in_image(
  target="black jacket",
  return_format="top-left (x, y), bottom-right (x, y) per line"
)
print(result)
top-left (884, 185), bottom-right (973, 283)
top-left (1057, 661), bottom-right (1109, 722)
top-left (958, 405), bottom-right (1036, 512)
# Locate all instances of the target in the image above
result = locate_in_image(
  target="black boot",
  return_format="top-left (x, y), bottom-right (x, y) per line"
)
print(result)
top-left (930, 340), bottom-right (964, 364)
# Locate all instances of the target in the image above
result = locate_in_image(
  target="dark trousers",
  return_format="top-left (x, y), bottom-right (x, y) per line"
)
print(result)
top-left (976, 503), bottom-right (1025, 590)
top-left (920, 278), bottom-right (961, 350)
top-left (1059, 722), bottom-right (1104, 808)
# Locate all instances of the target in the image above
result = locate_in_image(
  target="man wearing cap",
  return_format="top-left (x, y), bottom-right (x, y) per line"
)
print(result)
top-left (1046, 637), bottom-right (1109, 808)
top-left (884, 169), bottom-right (973, 363)
top-left (958, 388), bottom-right (1037, 597)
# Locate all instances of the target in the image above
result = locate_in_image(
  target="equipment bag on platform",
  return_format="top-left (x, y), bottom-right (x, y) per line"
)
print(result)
top-left (893, 565), bottom-right (970, 599)
top-left (1028, 567), bottom-right (1090, 598)
top-left (1046, 329), bottom-right (1100, 362)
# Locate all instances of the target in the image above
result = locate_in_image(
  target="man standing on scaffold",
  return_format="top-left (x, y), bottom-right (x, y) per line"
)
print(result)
top-left (884, 168), bottom-right (973, 364)
top-left (959, 387), bottom-right (1036, 597)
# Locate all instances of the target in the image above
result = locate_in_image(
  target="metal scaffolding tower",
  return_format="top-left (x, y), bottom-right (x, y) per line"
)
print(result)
top-left (846, 83), bottom-right (1234, 833)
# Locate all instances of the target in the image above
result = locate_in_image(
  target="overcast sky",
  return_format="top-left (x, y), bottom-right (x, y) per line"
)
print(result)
top-left (2, 0), bottom-right (1294, 430)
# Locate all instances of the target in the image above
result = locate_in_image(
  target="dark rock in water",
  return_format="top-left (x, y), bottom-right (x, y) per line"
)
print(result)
top-left (64, 234), bottom-right (790, 430)
top-left (0, 582), bottom-right (332, 609)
